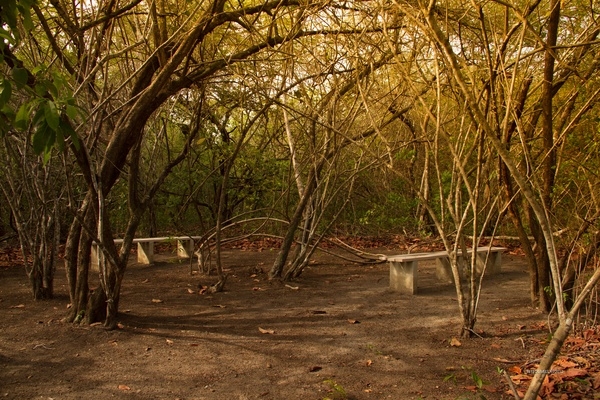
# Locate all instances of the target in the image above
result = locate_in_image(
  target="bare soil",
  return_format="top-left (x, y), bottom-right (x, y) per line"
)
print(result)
top-left (0, 247), bottom-right (551, 400)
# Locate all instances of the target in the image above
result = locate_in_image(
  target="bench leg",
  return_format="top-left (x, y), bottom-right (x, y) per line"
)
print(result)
top-left (137, 242), bottom-right (154, 264)
top-left (177, 239), bottom-right (194, 259)
top-left (437, 252), bottom-right (502, 283)
top-left (389, 261), bottom-right (418, 294)
top-left (474, 251), bottom-right (502, 275)
top-left (435, 257), bottom-right (454, 283)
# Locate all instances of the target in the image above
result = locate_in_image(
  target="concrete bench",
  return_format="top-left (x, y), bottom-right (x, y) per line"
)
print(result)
top-left (386, 246), bottom-right (506, 294)
top-left (91, 236), bottom-right (201, 269)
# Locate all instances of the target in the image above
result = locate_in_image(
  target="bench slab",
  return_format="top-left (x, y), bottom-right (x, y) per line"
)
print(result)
top-left (388, 247), bottom-right (506, 294)
top-left (91, 236), bottom-right (201, 270)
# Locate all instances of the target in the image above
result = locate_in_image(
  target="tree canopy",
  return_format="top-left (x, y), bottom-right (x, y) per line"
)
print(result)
top-left (2, 1), bottom-right (600, 398)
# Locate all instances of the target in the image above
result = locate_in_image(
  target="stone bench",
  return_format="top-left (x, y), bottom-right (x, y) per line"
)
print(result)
top-left (91, 236), bottom-right (201, 270)
top-left (386, 246), bottom-right (506, 294)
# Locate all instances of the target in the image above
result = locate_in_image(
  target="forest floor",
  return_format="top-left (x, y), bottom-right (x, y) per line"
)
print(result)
top-left (1, 240), bottom-right (600, 400)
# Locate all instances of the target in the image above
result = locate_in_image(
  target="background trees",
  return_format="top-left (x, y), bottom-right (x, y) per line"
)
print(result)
top-left (2, 0), bottom-right (600, 396)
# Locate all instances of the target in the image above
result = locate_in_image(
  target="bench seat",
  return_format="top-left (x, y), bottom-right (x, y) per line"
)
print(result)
top-left (91, 236), bottom-right (202, 270)
top-left (387, 247), bottom-right (506, 294)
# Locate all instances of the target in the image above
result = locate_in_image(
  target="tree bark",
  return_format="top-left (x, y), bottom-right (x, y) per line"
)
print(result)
top-left (270, 163), bottom-right (322, 279)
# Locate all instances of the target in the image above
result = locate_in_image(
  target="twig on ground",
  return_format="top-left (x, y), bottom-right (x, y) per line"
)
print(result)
top-left (502, 369), bottom-right (521, 400)
top-left (32, 343), bottom-right (55, 350)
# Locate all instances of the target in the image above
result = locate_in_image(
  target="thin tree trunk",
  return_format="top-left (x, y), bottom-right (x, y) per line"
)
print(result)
top-left (270, 163), bottom-right (322, 279)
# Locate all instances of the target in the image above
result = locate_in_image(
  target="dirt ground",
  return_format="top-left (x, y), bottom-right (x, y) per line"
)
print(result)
top-left (0, 246), bottom-right (555, 399)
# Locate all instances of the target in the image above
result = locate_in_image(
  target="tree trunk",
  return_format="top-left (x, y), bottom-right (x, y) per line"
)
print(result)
top-left (500, 160), bottom-right (539, 306)
top-left (530, 215), bottom-right (552, 312)
top-left (64, 210), bottom-right (83, 304)
top-left (270, 165), bottom-right (321, 279)
top-left (69, 232), bottom-right (92, 323)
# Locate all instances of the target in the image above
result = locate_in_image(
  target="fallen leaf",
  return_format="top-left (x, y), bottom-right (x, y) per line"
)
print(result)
top-left (572, 356), bottom-right (589, 367)
top-left (166, 339), bottom-right (174, 345)
top-left (285, 284), bottom-right (299, 290)
top-left (584, 328), bottom-right (596, 340)
top-left (553, 368), bottom-right (588, 380)
top-left (504, 389), bottom-right (525, 398)
top-left (10, 304), bottom-right (25, 308)
top-left (366, 360), bottom-right (373, 366)
top-left (118, 385), bottom-right (131, 391)
top-left (117, 323), bottom-right (125, 329)
top-left (508, 366), bottom-right (522, 374)
top-left (531, 322), bottom-right (546, 330)
top-left (347, 319), bottom-right (360, 324)
top-left (592, 371), bottom-right (600, 389)
top-left (187, 288), bottom-right (195, 294)
top-left (212, 304), bottom-right (226, 308)
top-left (450, 337), bottom-right (461, 347)
top-left (151, 299), bottom-right (163, 303)
top-left (552, 358), bottom-right (578, 369)
top-left (141, 279), bottom-right (149, 283)
top-left (510, 374), bottom-right (532, 384)
top-left (258, 327), bottom-right (275, 334)
top-left (464, 385), bottom-right (477, 392)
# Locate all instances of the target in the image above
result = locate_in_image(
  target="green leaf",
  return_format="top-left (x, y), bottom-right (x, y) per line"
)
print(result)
top-left (12, 67), bottom-right (29, 89)
top-left (46, 81), bottom-right (59, 98)
top-left (471, 371), bottom-right (484, 389)
top-left (44, 101), bottom-right (60, 130)
top-left (54, 124), bottom-right (65, 152)
top-left (3, 1), bottom-right (19, 33)
top-left (34, 81), bottom-right (46, 96)
top-left (2, 104), bottom-right (16, 120)
top-left (15, 103), bottom-right (30, 130)
top-left (31, 103), bottom-right (46, 127)
top-left (17, 4), bottom-right (34, 32)
top-left (0, 28), bottom-right (14, 45)
top-left (32, 120), bottom-right (55, 155)
top-left (59, 118), bottom-right (79, 150)
top-left (31, 65), bottom-right (44, 75)
top-left (65, 104), bottom-right (79, 120)
top-left (0, 80), bottom-right (12, 108)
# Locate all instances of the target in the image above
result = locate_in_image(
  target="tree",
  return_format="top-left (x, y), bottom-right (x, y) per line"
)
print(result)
top-left (0, 0), bottom-right (69, 299)
top-left (393, 0), bottom-right (600, 396)
top-left (2, 0), bottom-right (349, 327)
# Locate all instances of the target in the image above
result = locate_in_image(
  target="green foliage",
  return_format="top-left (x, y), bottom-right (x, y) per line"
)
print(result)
top-left (0, 0), bottom-right (35, 47)
top-left (3, 67), bottom-right (81, 162)
top-left (357, 189), bottom-right (419, 234)
top-left (443, 372), bottom-right (457, 385)
top-left (1, 2), bottom-right (81, 162)
top-left (322, 379), bottom-right (347, 400)
top-left (470, 371), bottom-right (484, 389)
